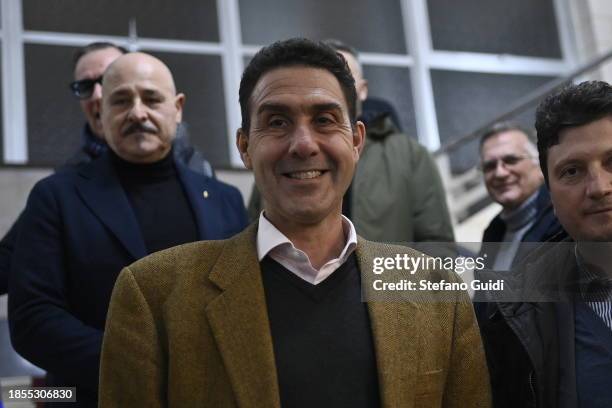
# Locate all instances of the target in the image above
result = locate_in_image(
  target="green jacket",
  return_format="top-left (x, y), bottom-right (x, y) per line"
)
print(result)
top-left (248, 114), bottom-right (454, 243)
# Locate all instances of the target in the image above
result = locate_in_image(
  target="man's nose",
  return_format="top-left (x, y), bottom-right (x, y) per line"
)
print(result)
top-left (586, 168), bottom-right (612, 199)
top-left (127, 99), bottom-right (147, 122)
top-left (491, 160), bottom-right (510, 178)
top-left (90, 83), bottom-right (103, 101)
top-left (288, 124), bottom-right (320, 158)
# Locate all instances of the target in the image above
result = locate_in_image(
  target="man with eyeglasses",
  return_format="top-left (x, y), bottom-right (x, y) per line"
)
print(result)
top-left (478, 122), bottom-right (564, 270)
top-left (479, 81), bottom-right (612, 408)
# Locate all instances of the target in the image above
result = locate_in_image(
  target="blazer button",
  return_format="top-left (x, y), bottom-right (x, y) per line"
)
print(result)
top-left (203, 190), bottom-right (209, 198)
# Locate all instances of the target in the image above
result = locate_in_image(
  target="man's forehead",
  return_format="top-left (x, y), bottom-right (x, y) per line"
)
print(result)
top-left (250, 66), bottom-right (347, 111)
top-left (549, 120), bottom-right (612, 163)
top-left (104, 67), bottom-right (174, 96)
top-left (482, 131), bottom-right (529, 157)
top-left (104, 54), bottom-right (176, 92)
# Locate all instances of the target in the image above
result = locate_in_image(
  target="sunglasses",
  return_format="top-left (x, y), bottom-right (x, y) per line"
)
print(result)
top-left (480, 154), bottom-right (530, 173)
top-left (69, 76), bottom-right (103, 99)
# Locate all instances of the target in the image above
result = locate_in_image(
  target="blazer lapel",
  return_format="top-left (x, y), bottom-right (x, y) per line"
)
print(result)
top-left (205, 225), bottom-right (281, 408)
top-left (75, 154), bottom-right (147, 260)
top-left (356, 240), bottom-right (419, 407)
top-left (176, 162), bottom-right (218, 240)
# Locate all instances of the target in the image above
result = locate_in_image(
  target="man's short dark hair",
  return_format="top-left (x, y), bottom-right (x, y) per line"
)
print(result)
top-left (479, 122), bottom-right (532, 152)
top-left (535, 80), bottom-right (612, 184)
top-left (72, 42), bottom-right (128, 70)
top-left (238, 38), bottom-right (357, 133)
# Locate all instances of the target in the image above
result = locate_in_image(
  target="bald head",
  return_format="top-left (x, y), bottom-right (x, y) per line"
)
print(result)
top-left (100, 52), bottom-right (185, 163)
top-left (103, 52), bottom-right (177, 95)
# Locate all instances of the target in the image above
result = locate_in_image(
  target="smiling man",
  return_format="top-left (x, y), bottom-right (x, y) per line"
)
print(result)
top-left (480, 81), bottom-right (612, 408)
top-left (8, 52), bottom-right (247, 407)
top-left (99, 38), bottom-right (490, 408)
top-left (479, 122), bottom-right (563, 270)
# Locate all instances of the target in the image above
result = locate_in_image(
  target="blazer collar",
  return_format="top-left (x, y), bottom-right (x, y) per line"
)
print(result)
top-left (205, 226), bottom-right (418, 408)
top-left (74, 152), bottom-right (217, 260)
top-left (75, 153), bottom-right (147, 260)
top-left (205, 224), bottom-right (282, 408)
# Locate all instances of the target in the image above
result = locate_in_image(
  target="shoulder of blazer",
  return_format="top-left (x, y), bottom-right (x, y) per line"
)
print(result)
top-left (123, 224), bottom-right (257, 298)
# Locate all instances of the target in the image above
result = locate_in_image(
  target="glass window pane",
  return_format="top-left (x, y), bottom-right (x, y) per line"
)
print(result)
top-left (25, 44), bottom-right (84, 167)
top-left (23, 0), bottom-right (219, 41)
top-left (427, 0), bottom-right (562, 58)
top-left (0, 48), bottom-right (3, 164)
top-left (431, 69), bottom-right (555, 173)
top-left (148, 52), bottom-right (229, 167)
top-left (239, 0), bottom-right (407, 54)
top-left (362, 65), bottom-right (417, 137)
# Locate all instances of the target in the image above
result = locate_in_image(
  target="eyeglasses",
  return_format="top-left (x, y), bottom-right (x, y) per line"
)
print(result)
top-left (480, 154), bottom-right (530, 173)
top-left (69, 76), bottom-right (103, 99)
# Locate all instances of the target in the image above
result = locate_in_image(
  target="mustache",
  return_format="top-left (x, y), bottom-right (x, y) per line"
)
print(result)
top-left (122, 122), bottom-right (157, 136)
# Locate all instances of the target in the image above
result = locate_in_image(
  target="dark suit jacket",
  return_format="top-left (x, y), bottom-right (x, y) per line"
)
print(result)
top-left (100, 224), bottom-right (491, 408)
top-left (8, 153), bottom-right (247, 406)
top-left (480, 239), bottom-right (579, 407)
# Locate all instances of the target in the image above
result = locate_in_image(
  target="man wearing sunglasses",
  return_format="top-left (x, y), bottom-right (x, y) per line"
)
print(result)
top-left (478, 122), bottom-right (564, 270)
top-left (0, 43), bottom-right (127, 297)
top-left (66, 42), bottom-right (127, 166)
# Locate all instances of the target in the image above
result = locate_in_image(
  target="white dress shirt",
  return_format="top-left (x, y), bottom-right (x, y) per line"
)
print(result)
top-left (257, 212), bottom-right (357, 285)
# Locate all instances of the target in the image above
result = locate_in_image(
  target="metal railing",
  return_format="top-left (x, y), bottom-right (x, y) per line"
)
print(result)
top-left (433, 48), bottom-right (612, 223)
top-left (434, 48), bottom-right (612, 157)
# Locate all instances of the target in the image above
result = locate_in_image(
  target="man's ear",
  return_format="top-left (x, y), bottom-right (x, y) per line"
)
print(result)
top-left (175, 93), bottom-right (186, 123)
top-left (236, 128), bottom-right (252, 169)
top-left (353, 121), bottom-right (366, 158)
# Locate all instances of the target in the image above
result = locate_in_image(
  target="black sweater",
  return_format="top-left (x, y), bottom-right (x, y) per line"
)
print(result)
top-left (111, 150), bottom-right (198, 254)
top-left (260, 253), bottom-right (381, 408)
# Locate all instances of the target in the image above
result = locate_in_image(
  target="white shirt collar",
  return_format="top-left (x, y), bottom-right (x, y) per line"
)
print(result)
top-left (256, 211), bottom-right (358, 284)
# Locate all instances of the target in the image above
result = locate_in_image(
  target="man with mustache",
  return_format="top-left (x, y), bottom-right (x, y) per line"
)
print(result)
top-left (478, 122), bottom-right (563, 270)
top-left (8, 52), bottom-right (247, 407)
top-left (0, 42), bottom-right (214, 295)
top-left (99, 38), bottom-right (490, 407)
top-left (480, 81), bottom-right (612, 407)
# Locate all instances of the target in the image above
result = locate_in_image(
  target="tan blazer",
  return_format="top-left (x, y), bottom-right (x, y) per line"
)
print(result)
top-left (99, 224), bottom-right (490, 407)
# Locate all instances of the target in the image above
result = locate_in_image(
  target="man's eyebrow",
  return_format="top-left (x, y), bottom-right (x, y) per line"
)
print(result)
top-left (256, 102), bottom-right (344, 115)
top-left (256, 103), bottom-right (292, 115)
top-left (142, 88), bottom-right (164, 97)
top-left (554, 147), bottom-right (612, 167)
top-left (309, 102), bottom-right (344, 113)
top-left (109, 88), bottom-right (131, 98)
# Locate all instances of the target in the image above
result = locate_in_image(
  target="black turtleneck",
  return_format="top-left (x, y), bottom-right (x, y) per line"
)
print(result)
top-left (110, 149), bottom-right (199, 254)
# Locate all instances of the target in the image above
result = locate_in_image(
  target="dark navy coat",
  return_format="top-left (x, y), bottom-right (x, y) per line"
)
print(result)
top-left (8, 152), bottom-right (247, 405)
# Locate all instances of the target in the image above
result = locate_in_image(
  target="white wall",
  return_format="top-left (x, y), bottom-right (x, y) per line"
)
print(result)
top-left (569, 0), bottom-right (612, 81)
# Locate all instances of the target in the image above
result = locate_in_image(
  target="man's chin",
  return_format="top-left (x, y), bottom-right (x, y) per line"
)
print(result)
top-left (495, 194), bottom-right (520, 209)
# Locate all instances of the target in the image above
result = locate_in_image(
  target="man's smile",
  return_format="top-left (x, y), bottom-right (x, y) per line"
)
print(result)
top-left (283, 170), bottom-right (327, 180)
